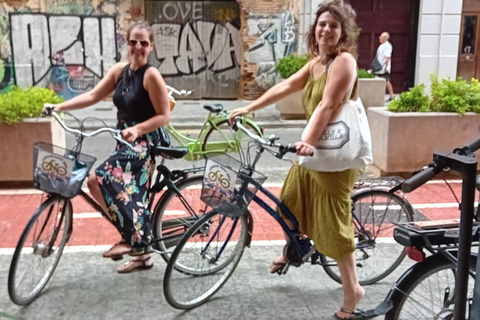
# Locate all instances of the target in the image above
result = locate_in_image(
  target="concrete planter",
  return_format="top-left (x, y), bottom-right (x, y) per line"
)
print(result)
top-left (367, 107), bottom-right (480, 175)
top-left (275, 81), bottom-right (305, 120)
top-left (275, 76), bottom-right (386, 119)
top-left (0, 118), bottom-right (66, 186)
top-left (358, 77), bottom-right (386, 108)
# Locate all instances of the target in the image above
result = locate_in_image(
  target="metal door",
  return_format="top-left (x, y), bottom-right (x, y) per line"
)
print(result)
top-left (348, 0), bottom-right (419, 91)
top-left (145, 1), bottom-right (241, 99)
top-left (457, 14), bottom-right (479, 81)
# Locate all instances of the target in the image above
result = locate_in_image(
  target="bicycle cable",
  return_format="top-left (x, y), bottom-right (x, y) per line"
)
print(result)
top-left (443, 178), bottom-right (461, 206)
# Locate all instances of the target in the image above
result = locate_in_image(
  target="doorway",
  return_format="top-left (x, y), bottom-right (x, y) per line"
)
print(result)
top-left (457, 14), bottom-right (480, 80)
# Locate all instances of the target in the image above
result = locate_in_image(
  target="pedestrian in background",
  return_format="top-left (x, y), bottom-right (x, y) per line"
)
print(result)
top-left (374, 31), bottom-right (394, 101)
top-left (46, 21), bottom-right (171, 273)
top-left (230, 1), bottom-right (364, 319)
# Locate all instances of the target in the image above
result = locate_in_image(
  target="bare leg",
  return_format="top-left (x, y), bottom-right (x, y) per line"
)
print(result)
top-left (87, 174), bottom-right (109, 214)
top-left (87, 175), bottom-right (132, 257)
top-left (386, 81), bottom-right (394, 98)
top-left (269, 217), bottom-right (296, 273)
top-left (335, 253), bottom-right (365, 319)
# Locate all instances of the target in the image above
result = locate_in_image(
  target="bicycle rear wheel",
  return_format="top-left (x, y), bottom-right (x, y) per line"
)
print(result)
top-left (321, 189), bottom-right (414, 285)
top-left (163, 210), bottom-right (248, 309)
top-left (152, 175), bottom-right (210, 263)
top-left (8, 196), bottom-right (72, 305)
top-left (385, 253), bottom-right (476, 319)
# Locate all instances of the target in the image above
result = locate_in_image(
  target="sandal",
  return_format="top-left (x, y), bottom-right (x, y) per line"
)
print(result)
top-left (334, 307), bottom-right (369, 320)
top-left (117, 256), bottom-right (154, 274)
top-left (102, 240), bottom-right (130, 261)
top-left (269, 255), bottom-right (287, 275)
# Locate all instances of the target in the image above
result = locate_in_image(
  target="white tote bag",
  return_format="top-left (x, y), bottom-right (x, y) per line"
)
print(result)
top-left (298, 96), bottom-right (373, 172)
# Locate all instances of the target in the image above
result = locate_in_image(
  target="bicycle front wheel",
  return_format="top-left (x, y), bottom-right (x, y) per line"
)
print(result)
top-left (152, 175), bottom-right (210, 264)
top-left (163, 210), bottom-right (248, 309)
top-left (8, 196), bottom-right (72, 305)
top-left (321, 189), bottom-right (414, 285)
top-left (385, 253), bottom-right (476, 319)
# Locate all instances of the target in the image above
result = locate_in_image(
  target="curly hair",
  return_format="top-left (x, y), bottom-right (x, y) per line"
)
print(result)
top-left (127, 21), bottom-right (154, 43)
top-left (307, 0), bottom-right (358, 63)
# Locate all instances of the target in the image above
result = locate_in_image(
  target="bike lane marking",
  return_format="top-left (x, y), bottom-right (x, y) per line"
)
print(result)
top-left (0, 182), bottom-right (467, 248)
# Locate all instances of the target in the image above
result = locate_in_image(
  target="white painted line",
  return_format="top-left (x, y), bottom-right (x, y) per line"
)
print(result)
top-left (73, 212), bottom-right (102, 219)
top-left (0, 238), bottom-right (401, 255)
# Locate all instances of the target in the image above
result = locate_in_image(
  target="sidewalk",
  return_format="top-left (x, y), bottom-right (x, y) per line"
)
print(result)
top-left (65, 100), bottom-right (307, 130)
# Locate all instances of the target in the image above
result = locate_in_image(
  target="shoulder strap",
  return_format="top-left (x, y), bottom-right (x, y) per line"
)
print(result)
top-left (122, 63), bottom-right (131, 95)
top-left (326, 59), bottom-right (333, 71)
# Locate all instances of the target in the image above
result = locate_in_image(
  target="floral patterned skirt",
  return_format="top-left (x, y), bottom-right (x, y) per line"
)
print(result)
top-left (95, 120), bottom-right (162, 248)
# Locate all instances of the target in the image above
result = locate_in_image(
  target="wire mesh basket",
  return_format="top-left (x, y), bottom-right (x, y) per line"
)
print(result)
top-left (201, 154), bottom-right (267, 217)
top-left (33, 142), bottom-right (97, 198)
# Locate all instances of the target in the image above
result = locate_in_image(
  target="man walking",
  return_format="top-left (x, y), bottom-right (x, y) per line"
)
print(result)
top-left (374, 32), bottom-right (394, 101)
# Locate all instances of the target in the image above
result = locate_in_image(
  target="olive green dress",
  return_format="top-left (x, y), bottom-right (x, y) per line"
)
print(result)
top-left (279, 66), bottom-right (360, 262)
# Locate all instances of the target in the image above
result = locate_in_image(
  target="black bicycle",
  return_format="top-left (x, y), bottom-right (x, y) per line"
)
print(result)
top-left (7, 108), bottom-right (210, 305)
top-left (376, 138), bottom-right (480, 319)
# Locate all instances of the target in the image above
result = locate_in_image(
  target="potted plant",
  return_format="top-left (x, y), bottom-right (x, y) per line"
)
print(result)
top-left (274, 54), bottom-right (309, 119)
top-left (368, 75), bottom-right (480, 176)
top-left (0, 86), bottom-right (65, 186)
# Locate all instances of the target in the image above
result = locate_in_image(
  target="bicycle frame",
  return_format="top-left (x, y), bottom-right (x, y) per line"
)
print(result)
top-left (166, 111), bottom-right (262, 161)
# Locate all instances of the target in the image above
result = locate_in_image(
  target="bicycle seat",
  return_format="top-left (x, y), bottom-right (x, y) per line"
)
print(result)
top-left (203, 103), bottom-right (223, 113)
top-left (151, 146), bottom-right (189, 159)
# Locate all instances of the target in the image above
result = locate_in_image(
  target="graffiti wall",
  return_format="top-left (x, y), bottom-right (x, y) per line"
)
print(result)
top-left (246, 11), bottom-right (296, 89)
top-left (0, 0), bottom-right (135, 98)
top-left (8, 13), bottom-right (117, 99)
top-left (145, 1), bottom-right (241, 99)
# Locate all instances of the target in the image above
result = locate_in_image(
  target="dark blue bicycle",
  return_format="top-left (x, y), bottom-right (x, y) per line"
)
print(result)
top-left (163, 118), bottom-right (414, 310)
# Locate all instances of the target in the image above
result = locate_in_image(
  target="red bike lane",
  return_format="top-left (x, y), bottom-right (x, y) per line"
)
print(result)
top-left (0, 181), bottom-right (470, 249)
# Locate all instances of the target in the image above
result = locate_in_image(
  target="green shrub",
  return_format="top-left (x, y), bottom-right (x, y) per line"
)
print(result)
top-left (388, 84), bottom-right (431, 112)
top-left (358, 69), bottom-right (375, 79)
top-left (0, 86), bottom-right (63, 124)
top-left (430, 75), bottom-right (470, 114)
top-left (389, 75), bottom-right (480, 114)
top-left (275, 54), bottom-right (309, 79)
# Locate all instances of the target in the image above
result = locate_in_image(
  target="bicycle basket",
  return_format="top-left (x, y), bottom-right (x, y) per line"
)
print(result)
top-left (201, 154), bottom-right (267, 217)
top-left (33, 142), bottom-right (97, 198)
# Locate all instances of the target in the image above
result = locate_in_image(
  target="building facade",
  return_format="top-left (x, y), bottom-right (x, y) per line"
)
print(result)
top-left (0, 0), bottom-right (478, 100)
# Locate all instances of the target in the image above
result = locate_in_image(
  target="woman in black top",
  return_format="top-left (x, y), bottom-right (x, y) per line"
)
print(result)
top-left (49, 22), bottom-right (170, 273)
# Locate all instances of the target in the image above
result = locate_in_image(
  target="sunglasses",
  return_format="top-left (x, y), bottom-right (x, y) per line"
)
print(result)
top-left (128, 40), bottom-right (151, 48)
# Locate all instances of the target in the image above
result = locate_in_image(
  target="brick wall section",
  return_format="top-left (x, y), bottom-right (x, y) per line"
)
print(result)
top-left (237, 0), bottom-right (299, 100)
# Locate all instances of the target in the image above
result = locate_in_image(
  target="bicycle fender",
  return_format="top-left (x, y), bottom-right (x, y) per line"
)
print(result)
top-left (245, 210), bottom-right (254, 247)
top-left (384, 254), bottom-right (450, 302)
top-left (351, 186), bottom-right (415, 217)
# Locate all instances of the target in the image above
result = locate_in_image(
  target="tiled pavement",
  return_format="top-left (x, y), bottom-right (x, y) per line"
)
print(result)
top-left (0, 180), bottom-right (472, 319)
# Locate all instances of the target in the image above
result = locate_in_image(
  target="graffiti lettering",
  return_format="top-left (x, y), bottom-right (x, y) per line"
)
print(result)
top-left (152, 21), bottom-right (240, 77)
top-left (157, 2), bottom-right (202, 21)
top-left (246, 11), bottom-right (296, 88)
top-left (9, 13), bottom-right (116, 99)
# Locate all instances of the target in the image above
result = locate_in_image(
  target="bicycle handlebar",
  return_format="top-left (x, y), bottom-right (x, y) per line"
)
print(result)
top-left (166, 85), bottom-right (194, 97)
top-left (233, 117), bottom-right (297, 156)
top-left (43, 104), bottom-right (133, 149)
top-left (401, 136), bottom-right (480, 193)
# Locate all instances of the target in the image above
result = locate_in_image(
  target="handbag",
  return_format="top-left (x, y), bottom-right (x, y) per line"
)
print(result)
top-left (298, 70), bottom-right (373, 172)
top-left (372, 57), bottom-right (382, 73)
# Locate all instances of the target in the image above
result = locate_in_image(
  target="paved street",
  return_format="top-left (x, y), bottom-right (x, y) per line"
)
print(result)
top-left (0, 99), bottom-right (473, 319)
top-left (0, 180), bottom-right (468, 319)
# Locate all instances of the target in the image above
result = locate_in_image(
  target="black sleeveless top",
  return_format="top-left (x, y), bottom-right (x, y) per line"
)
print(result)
top-left (113, 63), bottom-right (156, 123)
